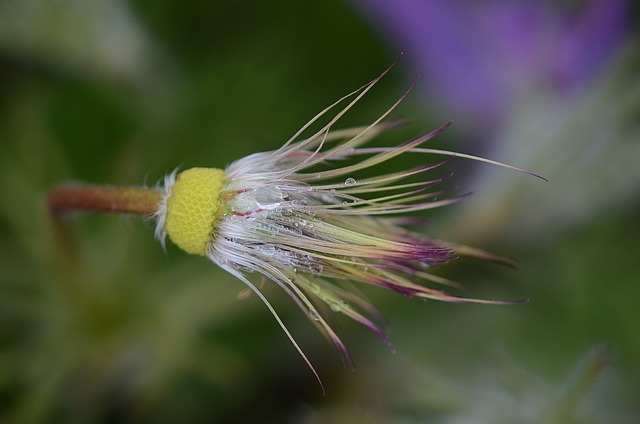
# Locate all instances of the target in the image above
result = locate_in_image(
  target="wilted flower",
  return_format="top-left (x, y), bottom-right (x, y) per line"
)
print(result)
top-left (153, 69), bottom-right (542, 382)
top-left (48, 68), bottom-right (541, 388)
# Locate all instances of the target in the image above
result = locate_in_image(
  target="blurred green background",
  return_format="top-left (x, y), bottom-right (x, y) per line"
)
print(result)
top-left (1, 1), bottom-right (639, 422)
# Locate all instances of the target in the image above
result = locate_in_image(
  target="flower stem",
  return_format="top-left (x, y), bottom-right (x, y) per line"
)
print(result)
top-left (47, 185), bottom-right (163, 217)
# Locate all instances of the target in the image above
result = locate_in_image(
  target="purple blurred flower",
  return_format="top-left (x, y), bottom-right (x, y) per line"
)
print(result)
top-left (354, 0), bottom-right (629, 131)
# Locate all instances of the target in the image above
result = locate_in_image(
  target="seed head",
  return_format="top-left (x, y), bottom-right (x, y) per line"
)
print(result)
top-left (154, 68), bottom-right (541, 389)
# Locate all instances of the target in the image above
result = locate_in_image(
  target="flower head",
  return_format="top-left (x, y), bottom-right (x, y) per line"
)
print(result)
top-left (154, 69), bottom-right (538, 386)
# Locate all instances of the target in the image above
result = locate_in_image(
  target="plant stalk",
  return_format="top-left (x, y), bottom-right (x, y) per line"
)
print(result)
top-left (47, 185), bottom-right (163, 217)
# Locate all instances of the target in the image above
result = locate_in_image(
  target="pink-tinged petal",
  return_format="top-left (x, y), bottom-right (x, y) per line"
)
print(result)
top-left (446, 243), bottom-right (518, 268)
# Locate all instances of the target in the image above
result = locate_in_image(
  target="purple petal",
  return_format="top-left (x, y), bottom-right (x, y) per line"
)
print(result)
top-left (554, 0), bottom-right (630, 91)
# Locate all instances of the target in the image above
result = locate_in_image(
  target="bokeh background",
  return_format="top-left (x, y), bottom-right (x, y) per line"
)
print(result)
top-left (1, 0), bottom-right (639, 422)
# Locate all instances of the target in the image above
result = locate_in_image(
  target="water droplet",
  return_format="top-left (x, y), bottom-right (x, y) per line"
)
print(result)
top-left (261, 244), bottom-right (276, 256)
top-left (344, 177), bottom-right (357, 186)
top-left (308, 282), bottom-right (320, 294)
top-left (255, 187), bottom-right (284, 210)
top-left (309, 308), bottom-right (321, 321)
top-left (315, 173), bottom-right (322, 179)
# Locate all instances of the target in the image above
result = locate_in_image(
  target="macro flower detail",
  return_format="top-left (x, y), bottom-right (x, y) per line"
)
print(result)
top-left (47, 68), bottom-right (542, 388)
top-left (151, 70), bottom-right (542, 379)
top-left (161, 167), bottom-right (226, 255)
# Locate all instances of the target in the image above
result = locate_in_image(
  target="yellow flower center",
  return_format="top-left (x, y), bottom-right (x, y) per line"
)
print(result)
top-left (164, 167), bottom-right (225, 256)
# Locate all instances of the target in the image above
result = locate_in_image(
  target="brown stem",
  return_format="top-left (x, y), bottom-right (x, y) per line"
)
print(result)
top-left (47, 185), bottom-right (164, 217)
